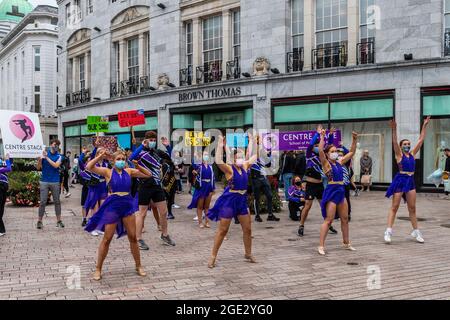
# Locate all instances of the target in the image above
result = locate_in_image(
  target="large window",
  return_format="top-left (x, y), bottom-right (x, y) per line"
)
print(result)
top-left (202, 15), bottom-right (223, 64)
top-left (445, 0), bottom-right (450, 56)
top-left (65, 3), bottom-right (71, 25)
top-left (232, 10), bottom-right (241, 59)
top-left (186, 22), bottom-right (193, 68)
top-left (291, 0), bottom-right (304, 53)
top-left (127, 38), bottom-right (139, 84)
top-left (34, 86), bottom-right (41, 114)
top-left (359, 0), bottom-right (375, 42)
top-left (79, 55), bottom-right (85, 90)
top-left (34, 46), bottom-right (41, 71)
top-left (315, 0), bottom-right (348, 69)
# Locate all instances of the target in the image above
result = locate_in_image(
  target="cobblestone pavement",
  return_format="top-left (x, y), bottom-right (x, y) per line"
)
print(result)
top-left (1, 185), bottom-right (450, 300)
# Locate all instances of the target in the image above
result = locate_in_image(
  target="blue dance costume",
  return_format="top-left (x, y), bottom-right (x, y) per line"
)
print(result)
top-left (187, 163), bottom-right (215, 209)
top-left (208, 166), bottom-right (249, 221)
top-left (320, 161), bottom-right (346, 218)
top-left (385, 153), bottom-right (416, 201)
top-left (85, 169), bottom-right (136, 238)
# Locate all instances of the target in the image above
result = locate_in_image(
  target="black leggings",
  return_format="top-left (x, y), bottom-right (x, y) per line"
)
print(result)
top-left (165, 189), bottom-right (176, 216)
top-left (0, 183), bottom-right (8, 234)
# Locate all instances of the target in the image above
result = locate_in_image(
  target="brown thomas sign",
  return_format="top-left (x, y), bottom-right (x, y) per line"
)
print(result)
top-left (179, 87), bottom-right (241, 102)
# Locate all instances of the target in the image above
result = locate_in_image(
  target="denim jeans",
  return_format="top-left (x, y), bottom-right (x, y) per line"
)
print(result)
top-left (38, 181), bottom-right (61, 218)
top-left (282, 173), bottom-right (293, 200)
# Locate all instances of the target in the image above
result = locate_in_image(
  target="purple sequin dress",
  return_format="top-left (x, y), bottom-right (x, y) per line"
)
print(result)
top-left (320, 161), bottom-right (345, 218)
top-left (85, 169), bottom-right (135, 238)
top-left (188, 164), bottom-right (215, 209)
top-left (208, 166), bottom-right (249, 221)
top-left (386, 153), bottom-right (416, 201)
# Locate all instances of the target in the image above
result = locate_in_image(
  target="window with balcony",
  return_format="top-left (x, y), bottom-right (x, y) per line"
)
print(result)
top-left (79, 55), bottom-right (85, 90)
top-left (127, 38), bottom-right (139, 86)
top-left (198, 15), bottom-right (223, 83)
top-left (445, 0), bottom-right (450, 56)
top-left (314, 0), bottom-right (348, 69)
top-left (288, 0), bottom-right (304, 72)
top-left (226, 10), bottom-right (241, 80)
top-left (180, 22), bottom-right (193, 86)
top-left (358, 0), bottom-right (375, 64)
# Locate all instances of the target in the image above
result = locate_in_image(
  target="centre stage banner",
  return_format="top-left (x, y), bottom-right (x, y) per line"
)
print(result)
top-left (262, 130), bottom-right (342, 151)
top-left (0, 110), bottom-right (44, 158)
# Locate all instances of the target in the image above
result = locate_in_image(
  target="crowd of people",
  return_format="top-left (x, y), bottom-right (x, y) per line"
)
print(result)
top-left (0, 118), bottom-right (449, 280)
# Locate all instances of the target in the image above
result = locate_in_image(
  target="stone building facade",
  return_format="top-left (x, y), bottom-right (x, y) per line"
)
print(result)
top-left (56, 0), bottom-right (450, 190)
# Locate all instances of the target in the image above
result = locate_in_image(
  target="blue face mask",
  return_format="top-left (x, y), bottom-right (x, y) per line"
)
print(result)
top-left (203, 155), bottom-right (209, 162)
top-left (402, 145), bottom-right (411, 153)
top-left (115, 160), bottom-right (126, 169)
top-left (313, 147), bottom-right (319, 154)
top-left (148, 141), bottom-right (157, 149)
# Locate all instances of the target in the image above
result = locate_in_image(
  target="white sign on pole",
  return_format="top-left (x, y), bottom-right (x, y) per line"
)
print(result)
top-left (0, 110), bottom-right (45, 158)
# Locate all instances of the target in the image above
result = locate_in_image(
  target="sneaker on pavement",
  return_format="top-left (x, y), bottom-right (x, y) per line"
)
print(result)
top-left (161, 234), bottom-right (176, 246)
top-left (56, 221), bottom-right (65, 228)
top-left (297, 225), bottom-right (304, 237)
top-left (138, 239), bottom-right (150, 250)
top-left (0, 233), bottom-right (5, 237)
top-left (64, 192), bottom-right (71, 198)
top-left (167, 213), bottom-right (175, 220)
top-left (91, 230), bottom-right (99, 236)
top-left (255, 215), bottom-right (263, 222)
top-left (36, 221), bottom-right (43, 229)
top-left (172, 204), bottom-right (180, 209)
top-left (384, 230), bottom-right (392, 244)
top-left (328, 225), bottom-right (338, 234)
top-left (411, 230), bottom-right (424, 243)
top-left (193, 216), bottom-right (198, 221)
top-left (267, 214), bottom-right (280, 222)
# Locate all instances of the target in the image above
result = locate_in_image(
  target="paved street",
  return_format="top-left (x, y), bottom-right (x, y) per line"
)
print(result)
top-left (0, 185), bottom-right (450, 300)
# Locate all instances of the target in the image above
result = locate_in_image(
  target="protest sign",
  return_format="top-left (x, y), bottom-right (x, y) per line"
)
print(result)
top-left (87, 116), bottom-right (109, 133)
top-left (185, 131), bottom-right (211, 147)
top-left (263, 130), bottom-right (342, 151)
top-left (0, 110), bottom-right (44, 158)
top-left (118, 109), bottom-right (146, 128)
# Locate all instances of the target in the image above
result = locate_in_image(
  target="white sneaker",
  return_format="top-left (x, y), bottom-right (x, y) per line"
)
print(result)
top-left (411, 230), bottom-right (424, 243)
top-left (97, 230), bottom-right (104, 235)
top-left (172, 204), bottom-right (180, 209)
top-left (64, 192), bottom-right (71, 198)
top-left (384, 230), bottom-right (392, 244)
top-left (0, 233), bottom-right (5, 237)
top-left (193, 216), bottom-right (198, 221)
top-left (91, 231), bottom-right (99, 236)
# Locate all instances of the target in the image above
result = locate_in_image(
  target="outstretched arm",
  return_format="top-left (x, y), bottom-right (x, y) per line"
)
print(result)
top-left (318, 130), bottom-right (330, 174)
top-left (216, 136), bottom-right (233, 177)
top-left (390, 119), bottom-right (402, 161)
top-left (412, 116), bottom-right (431, 156)
top-left (127, 160), bottom-right (152, 179)
top-left (244, 131), bottom-right (258, 170)
top-left (86, 150), bottom-right (110, 178)
top-left (340, 132), bottom-right (358, 165)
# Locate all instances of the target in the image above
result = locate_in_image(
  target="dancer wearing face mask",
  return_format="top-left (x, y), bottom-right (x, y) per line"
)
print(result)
top-left (187, 151), bottom-right (215, 228)
top-left (84, 150), bottom-right (151, 280)
top-left (130, 131), bottom-right (175, 251)
top-left (298, 125), bottom-right (338, 237)
top-left (318, 130), bottom-right (358, 255)
top-left (337, 146), bottom-right (354, 221)
top-left (288, 176), bottom-right (306, 221)
top-left (384, 117), bottom-right (430, 244)
top-left (207, 135), bottom-right (257, 268)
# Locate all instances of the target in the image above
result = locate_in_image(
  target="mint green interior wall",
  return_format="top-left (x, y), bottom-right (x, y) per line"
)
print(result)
top-left (331, 99), bottom-right (394, 120)
top-left (274, 103), bottom-right (329, 123)
top-left (423, 95), bottom-right (450, 116)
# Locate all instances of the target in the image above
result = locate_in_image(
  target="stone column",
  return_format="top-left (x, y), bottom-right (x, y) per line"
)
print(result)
top-left (347, 0), bottom-right (359, 65)
top-left (119, 39), bottom-right (126, 81)
top-left (303, 0), bottom-right (314, 71)
top-left (138, 33), bottom-right (145, 79)
top-left (222, 10), bottom-right (231, 80)
top-left (192, 17), bottom-right (201, 84)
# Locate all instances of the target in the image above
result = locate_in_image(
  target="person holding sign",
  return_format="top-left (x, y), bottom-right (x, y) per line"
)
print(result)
top-left (84, 149), bottom-right (151, 281)
top-left (187, 150), bottom-right (215, 228)
top-left (130, 131), bottom-right (176, 251)
top-left (0, 154), bottom-right (12, 236)
top-left (207, 135), bottom-right (257, 268)
top-left (36, 139), bottom-right (65, 230)
top-left (384, 117), bottom-right (430, 244)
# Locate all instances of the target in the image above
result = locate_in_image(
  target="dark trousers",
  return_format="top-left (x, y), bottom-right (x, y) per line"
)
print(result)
top-left (252, 177), bottom-right (272, 216)
top-left (165, 189), bottom-right (176, 216)
top-left (345, 185), bottom-right (351, 215)
top-left (0, 183), bottom-right (8, 233)
top-left (288, 200), bottom-right (304, 219)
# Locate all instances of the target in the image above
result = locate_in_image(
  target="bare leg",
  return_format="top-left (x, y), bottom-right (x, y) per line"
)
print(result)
top-left (154, 201), bottom-right (168, 236)
top-left (238, 213), bottom-right (255, 262)
top-left (405, 190), bottom-right (418, 230)
top-left (299, 200), bottom-right (313, 226)
top-left (203, 193), bottom-right (213, 228)
top-left (387, 193), bottom-right (403, 228)
top-left (151, 205), bottom-right (160, 228)
top-left (122, 215), bottom-right (146, 276)
top-left (209, 218), bottom-right (232, 268)
top-left (136, 205), bottom-right (148, 241)
top-left (337, 200), bottom-right (350, 244)
top-left (94, 223), bottom-right (116, 280)
top-left (197, 198), bottom-right (205, 227)
top-left (319, 202), bottom-right (336, 249)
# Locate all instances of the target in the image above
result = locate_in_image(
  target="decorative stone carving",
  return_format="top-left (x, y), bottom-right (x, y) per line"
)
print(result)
top-left (157, 73), bottom-right (170, 90)
top-left (68, 28), bottom-right (91, 46)
top-left (111, 6), bottom-right (149, 26)
top-left (252, 57), bottom-right (270, 76)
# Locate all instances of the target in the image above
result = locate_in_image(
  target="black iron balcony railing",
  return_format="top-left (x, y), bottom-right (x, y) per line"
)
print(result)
top-left (110, 76), bottom-right (151, 98)
top-left (179, 66), bottom-right (193, 86)
top-left (226, 57), bottom-right (241, 80)
top-left (196, 60), bottom-right (223, 84)
top-left (66, 88), bottom-right (90, 106)
top-left (357, 41), bottom-right (375, 65)
top-left (286, 49), bottom-right (304, 73)
top-left (445, 31), bottom-right (450, 56)
top-left (312, 45), bottom-right (347, 70)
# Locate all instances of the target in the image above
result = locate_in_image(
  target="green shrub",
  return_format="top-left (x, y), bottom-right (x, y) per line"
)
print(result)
top-left (8, 168), bottom-right (41, 207)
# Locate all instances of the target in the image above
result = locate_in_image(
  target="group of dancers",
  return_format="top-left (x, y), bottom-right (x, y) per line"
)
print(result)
top-left (0, 116), bottom-right (432, 280)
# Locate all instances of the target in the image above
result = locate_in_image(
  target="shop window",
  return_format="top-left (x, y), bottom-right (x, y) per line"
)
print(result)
top-left (64, 125), bottom-right (81, 138)
top-left (173, 114), bottom-right (202, 129)
top-left (65, 137), bottom-right (81, 156)
top-left (203, 111), bottom-right (245, 129)
top-left (331, 99), bottom-right (393, 120)
top-left (244, 108), bottom-right (253, 125)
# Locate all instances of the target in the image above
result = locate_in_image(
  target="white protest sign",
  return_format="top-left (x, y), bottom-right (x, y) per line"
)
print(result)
top-left (0, 110), bottom-right (45, 158)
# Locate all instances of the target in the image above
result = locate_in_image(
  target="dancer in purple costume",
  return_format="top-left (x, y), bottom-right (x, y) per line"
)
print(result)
top-left (383, 117), bottom-right (430, 244)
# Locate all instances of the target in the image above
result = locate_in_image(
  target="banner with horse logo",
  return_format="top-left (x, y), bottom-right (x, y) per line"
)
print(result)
top-left (0, 110), bottom-right (44, 158)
